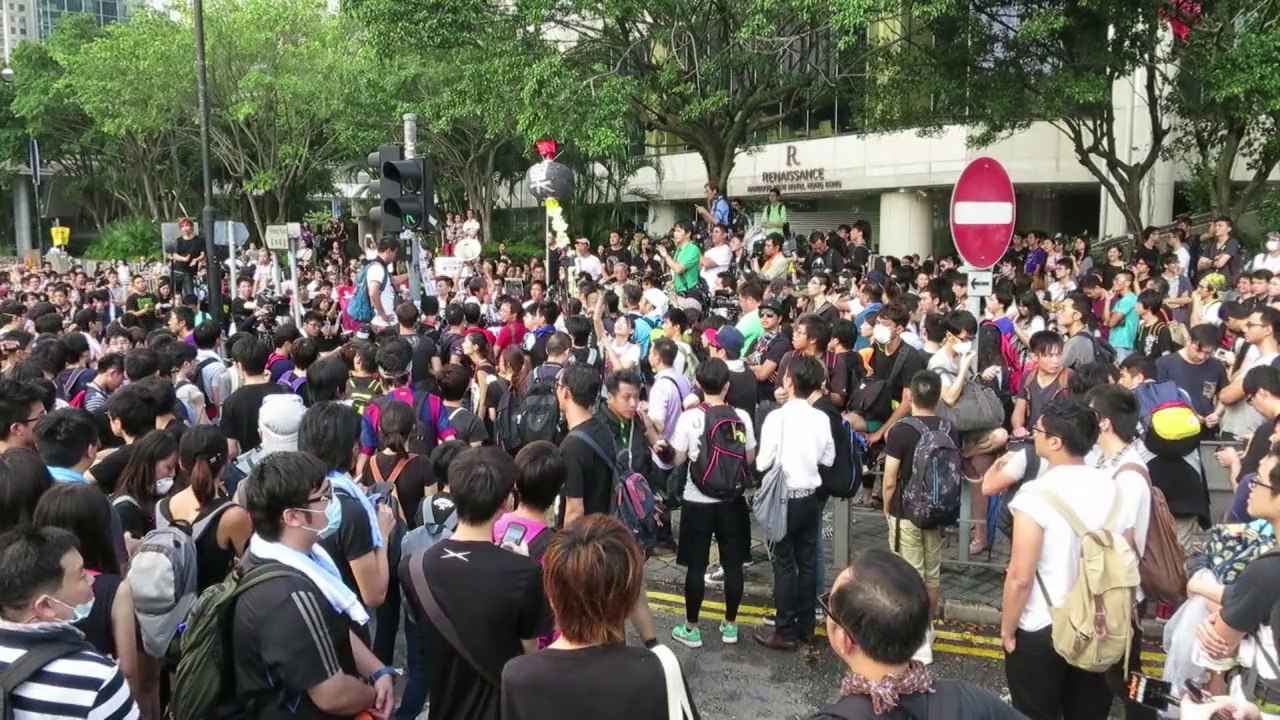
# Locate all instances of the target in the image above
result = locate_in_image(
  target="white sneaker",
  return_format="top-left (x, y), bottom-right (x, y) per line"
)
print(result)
top-left (912, 626), bottom-right (935, 665)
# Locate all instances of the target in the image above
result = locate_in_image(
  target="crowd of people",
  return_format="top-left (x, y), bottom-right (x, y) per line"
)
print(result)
top-left (0, 191), bottom-right (1279, 720)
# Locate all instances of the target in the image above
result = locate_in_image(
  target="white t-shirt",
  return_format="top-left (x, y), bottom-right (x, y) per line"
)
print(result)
top-left (701, 244), bottom-right (733, 290)
top-left (1100, 446), bottom-right (1153, 558)
top-left (1222, 351), bottom-right (1280, 437)
top-left (1253, 253), bottom-right (1280, 274)
top-left (671, 405), bottom-right (757, 504)
top-left (1008, 464), bottom-right (1137, 631)
top-left (574, 254), bottom-right (603, 280)
top-left (1002, 444), bottom-right (1047, 484)
top-left (365, 261), bottom-right (396, 327)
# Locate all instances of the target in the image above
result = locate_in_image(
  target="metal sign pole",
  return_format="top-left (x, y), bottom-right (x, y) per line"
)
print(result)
top-left (288, 236), bottom-right (301, 326)
top-left (226, 220), bottom-right (237, 335)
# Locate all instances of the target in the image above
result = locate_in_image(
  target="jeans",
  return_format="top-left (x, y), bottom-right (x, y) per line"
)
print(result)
top-left (396, 614), bottom-right (429, 720)
top-left (813, 498), bottom-right (828, 605)
top-left (373, 566), bottom-right (401, 665)
top-left (1005, 626), bottom-right (1113, 720)
top-left (770, 492), bottom-right (822, 642)
top-left (171, 270), bottom-right (194, 298)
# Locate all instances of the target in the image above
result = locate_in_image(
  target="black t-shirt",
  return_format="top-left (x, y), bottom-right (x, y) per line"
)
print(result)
top-left (232, 558), bottom-right (359, 720)
top-left (91, 444), bottom-right (136, 496)
top-left (502, 645), bottom-right (695, 720)
top-left (362, 453), bottom-right (433, 529)
top-left (851, 244), bottom-right (871, 270)
top-left (173, 236), bottom-right (203, 272)
top-left (756, 332), bottom-right (792, 402)
top-left (1136, 321), bottom-right (1176, 360)
top-left (884, 415), bottom-right (960, 518)
top-left (601, 247), bottom-right (633, 274)
top-left (814, 680), bottom-right (1021, 719)
top-left (804, 248), bottom-right (844, 276)
top-left (125, 292), bottom-right (159, 331)
top-left (1222, 551), bottom-right (1280, 635)
top-left (1155, 352), bottom-right (1227, 417)
top-left (559, 416), bottom-right (617, 522)
top-left (231, 297), bottom-right (258, 332)
top-left (446, 406), bottom-right (488, 445)
top-left (1134, 243), bottom-right (1161, 271)
top-left (114, 496), bottom-right (153, 538)
top-left (220, 382), bottom-right (288, 452)
top-left (868, 343), bottom-right (927, 422)
top-left (829, 350), bottom-right (863, 407)
top-left (318, 489), bottom-right (377, 604)
top-left (410, 333), bottom-right (440, 387)
top-left (400, 540), bottom-right (551, 720)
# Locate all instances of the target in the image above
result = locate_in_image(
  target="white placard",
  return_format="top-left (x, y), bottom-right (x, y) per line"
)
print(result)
top-left (434, 256), bottom-right (463, 278)
top-left (264, 225), bottom-right (290, 251)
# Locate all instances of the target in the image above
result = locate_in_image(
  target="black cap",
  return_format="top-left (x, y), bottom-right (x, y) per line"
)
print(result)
top-left (760, 299), bottom-right (784, 316)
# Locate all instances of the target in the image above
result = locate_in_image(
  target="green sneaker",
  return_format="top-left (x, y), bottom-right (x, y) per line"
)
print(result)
top-left (671, 623), bottom-right (703, 648)
top-left (720, 621), bottom-right (739, 644)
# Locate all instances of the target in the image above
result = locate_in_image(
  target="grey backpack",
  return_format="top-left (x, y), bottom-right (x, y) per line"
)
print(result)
top-left (897, 417), bottom-right (963, 532)
top-left (124, 499), bottom-right (232, 660)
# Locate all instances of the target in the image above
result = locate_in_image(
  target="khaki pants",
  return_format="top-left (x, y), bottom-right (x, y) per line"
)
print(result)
top-left (887, 516), bottom-right (942, 587)
top-left (1174, 516), bottom-right (1201, 556)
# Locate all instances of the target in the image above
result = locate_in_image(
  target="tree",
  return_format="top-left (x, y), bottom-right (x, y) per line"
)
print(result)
top-left (1166, 0), bottom-right (1280, 219)
top-left (835, 0), bottom-right (1173, 234)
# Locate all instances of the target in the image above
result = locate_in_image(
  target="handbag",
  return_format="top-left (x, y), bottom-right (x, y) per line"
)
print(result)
top-left (752, 424), bottom-right (789, 543)
top-left (651, 645), bottom-right (696, 720)
top-left (937, 379), bottom-right (1004, 432)
top-left (848, 346), bottom-right (909, 418)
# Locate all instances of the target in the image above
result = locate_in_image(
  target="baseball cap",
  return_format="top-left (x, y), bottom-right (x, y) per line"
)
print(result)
top-left (642, 288), bottom-right (669, 314)
top-left (760, 299), bottom-right (784, 317)
top-left (702, 326), bottom-right (746, 360)
top-left (258, 394), bottom-right (306, 455)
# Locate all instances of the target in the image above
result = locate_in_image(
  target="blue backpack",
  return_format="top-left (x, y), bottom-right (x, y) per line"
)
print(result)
top-left (277, 370), bottom-right (306, 394)
top-left (347, 259), bottom-right (384, 323)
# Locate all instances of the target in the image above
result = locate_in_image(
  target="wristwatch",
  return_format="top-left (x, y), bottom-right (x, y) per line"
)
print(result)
top-left (367, 666), bottom-right (398, 685)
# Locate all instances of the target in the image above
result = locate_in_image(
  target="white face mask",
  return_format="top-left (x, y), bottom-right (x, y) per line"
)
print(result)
top-left (872, 324), bottom-right (892, 345)
top-left (1267, 240), bottom-right (1279, 253)
top-left (154, 477), bottom-right (175, 497)
top-left (953, 340), bottom-right (973, 355)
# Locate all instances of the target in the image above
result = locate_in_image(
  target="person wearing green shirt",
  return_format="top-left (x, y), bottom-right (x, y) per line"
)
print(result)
top-left (658, 220), bottom-right (702, 294)
top-left (1106, 269), bottom-right (1141, 360)
top-left (736, 279), bottom-right (765, 356)
top-left (761, 187), bottom-right (787, 234)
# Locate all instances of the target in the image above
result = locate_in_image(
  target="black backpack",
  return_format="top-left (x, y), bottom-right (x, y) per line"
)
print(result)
top-left (519, 367), bottom-right (562, 445)
top-left (690, 404), bottom-right (751, 500)
top-left (191, 356), bottom-right (223, 408)
top-left (1074, 330), bottom-right (1117, 366)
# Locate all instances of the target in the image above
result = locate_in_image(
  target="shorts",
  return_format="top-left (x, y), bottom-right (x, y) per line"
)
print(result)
top-left (677, 497), bottom-right (751, 569)
top-left (887, 516), bottom-right (942, 588)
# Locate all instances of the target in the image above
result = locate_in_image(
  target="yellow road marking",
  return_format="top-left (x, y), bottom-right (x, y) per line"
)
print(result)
top-left (646, 590), bottom-right (1167, 667)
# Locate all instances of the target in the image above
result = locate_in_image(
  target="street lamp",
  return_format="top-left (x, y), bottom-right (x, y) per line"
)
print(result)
top-left (192, 0), bottom-right (223, 326)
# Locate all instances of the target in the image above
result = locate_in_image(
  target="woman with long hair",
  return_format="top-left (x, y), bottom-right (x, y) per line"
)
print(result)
top-left (362, 400), bottom-right (433, 527)
top-left (1072, 236), bottom-right (1094, 280)
top-left (499, 344), bottom-right (528, 403)
top-left (463, 331), bottom-right (497, 422)
top-left (34, 483), bottom-right (141, 711)
top-left (0, 447), bottom-right (54, 530)
top-left (160, 425), bottom-right (252, 591)
top-left (501, 515), bottom-right (699, 719)
top-left (1012, 291), bottom-right (1049, 353)
top-left (112, 429), bottom-right (179, 539)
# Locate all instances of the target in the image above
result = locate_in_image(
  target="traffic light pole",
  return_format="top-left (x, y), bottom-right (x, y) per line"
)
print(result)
top-left (403, 113), bottom-right (421, 305)
top-left (193, 0), bottom-right (222, 326)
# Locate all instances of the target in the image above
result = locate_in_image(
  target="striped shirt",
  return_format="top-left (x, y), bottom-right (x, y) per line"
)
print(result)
top-left (0, 625), bottom-right (138, 720)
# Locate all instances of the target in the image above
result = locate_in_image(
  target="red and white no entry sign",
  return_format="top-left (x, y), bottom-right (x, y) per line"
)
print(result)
top-left (950, 157), bottom-right (1016, 269)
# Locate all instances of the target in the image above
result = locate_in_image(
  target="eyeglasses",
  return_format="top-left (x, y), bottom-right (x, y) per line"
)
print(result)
top-left (305, 489), bottom-right (333, 505)
top-left (818, 591), bottom-right (851, 637)
top-left (1247, 322), bottom-right (1268, 329)
top-left (1250, 475), bottom-right (1275, 492)
top-left (1031, 426), bottom-right (1057, 439)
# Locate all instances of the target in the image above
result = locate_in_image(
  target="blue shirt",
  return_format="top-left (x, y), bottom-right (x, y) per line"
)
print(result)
top-left (48, 466), bottom-right (88, 484)
top-left (631, 312), bottom-right (662, 358)
top-left (1109, 294), bottom-right (1140, 350)
top-left (711, 196), bottom-right (730, 226)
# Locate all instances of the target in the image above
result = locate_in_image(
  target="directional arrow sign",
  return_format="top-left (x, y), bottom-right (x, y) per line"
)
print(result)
top-left (950, 157), bottom-right (1016, 270)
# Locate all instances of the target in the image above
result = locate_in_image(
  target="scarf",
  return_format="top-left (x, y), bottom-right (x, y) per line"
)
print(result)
top-left (838, 661), bottom-right (934, 715)
top-left (328, 471), bottom-right (384, 549)
top-left (49, 466), bottom-right (88, 484)
top-left (247, 535), bottom-right (369, 625)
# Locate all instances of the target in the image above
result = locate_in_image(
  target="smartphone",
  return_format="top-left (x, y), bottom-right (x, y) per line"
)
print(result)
top-left (501, 523), bottom-right (529, 547)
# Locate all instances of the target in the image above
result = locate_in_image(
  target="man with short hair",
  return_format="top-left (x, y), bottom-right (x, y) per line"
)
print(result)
top-left (647, 338), bottom-right (692, 480)
top-left (400, 447), bottom-right (552, 720)
top-left (1000, 396), bottom-right (1135, 719)
top-left (755, 356), bottom-right (834, 652)
top-left (814, 549), bottom-right (1017, 719)
top-left (367, 237), bottom-right (402, 329)
top-left (572, 236), bottom-right (603, 281)
top-left (233, 452), bottom-right (395, 719)
top-left (220, 336), bottom-right (288, 456)
top-left (1106, 269), bottom-right (1141, 362)
top-left (1196, 214), bottom-right (1242, 281)
top-left (1156, 324), bottom-right (1227, 421)
top-left (1220, 307), bottom-right (1280, 439)
top-left (657, 220), bottom-right (702, 296)
top-left (0, 526), bottom-right (140, 720)
top-left (857, 303), bottom-right (927, 447)
top-left (0, 377), bottom-right (46, 452)
top-left (735, 280), bottom-right (765, 356)
top-left (699, 224), bottom-right (733, 291)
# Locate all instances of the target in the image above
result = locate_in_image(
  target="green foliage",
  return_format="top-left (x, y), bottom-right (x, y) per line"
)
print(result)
top-left (493, 237), bottom-right (547, 264)
top-left (84, 217), bottom-right (162, 261)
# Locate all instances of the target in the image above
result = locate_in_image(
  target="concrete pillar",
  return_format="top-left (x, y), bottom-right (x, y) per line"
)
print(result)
top-left (648, 201), bottom-right (677, 236)
top-left (13, 179), bottom-right (32, 255)
top-left (878, 191), bottom-right (932, 258)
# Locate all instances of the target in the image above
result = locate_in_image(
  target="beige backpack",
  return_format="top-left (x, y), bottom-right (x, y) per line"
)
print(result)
top-left (1034, 487), bottom-right (1140, 673)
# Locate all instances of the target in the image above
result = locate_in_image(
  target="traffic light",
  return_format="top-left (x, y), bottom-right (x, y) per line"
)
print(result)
top-left (382, 156), bottom-right (436, 232)
top-left (366, 144), bottom-right (403, 236)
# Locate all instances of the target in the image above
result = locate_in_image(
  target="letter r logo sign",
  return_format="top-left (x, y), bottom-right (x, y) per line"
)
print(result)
top-left (786, 145), bottom-right (799, 167)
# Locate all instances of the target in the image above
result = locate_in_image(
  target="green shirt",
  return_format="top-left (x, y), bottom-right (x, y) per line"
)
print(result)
top-left (674, 242), bottom-right (701, 293)
top-left (736, 309), bottom-right (764, 357)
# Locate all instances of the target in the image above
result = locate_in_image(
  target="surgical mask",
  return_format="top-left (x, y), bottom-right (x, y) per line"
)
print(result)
top-left (297, 497), bottom-right (342, 539)
top-left (872, 324), bottom-right (892, 345)
top-left (48, 594), bottom-right (94, 624)
top-left (154, 477), bottom-right (174, 496)
top-left (953, 340), bottom-right (973, 355)
top-left (1268, 240), bottom-right (1279, 253)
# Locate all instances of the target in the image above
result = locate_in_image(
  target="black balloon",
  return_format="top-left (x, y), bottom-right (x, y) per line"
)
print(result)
top-left (526, 159), bottom-right (574, 202)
